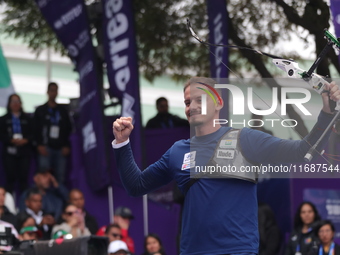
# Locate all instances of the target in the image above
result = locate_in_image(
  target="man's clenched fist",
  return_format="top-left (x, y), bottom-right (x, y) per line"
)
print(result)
top-left (113, 117), bottom-right (134, 144)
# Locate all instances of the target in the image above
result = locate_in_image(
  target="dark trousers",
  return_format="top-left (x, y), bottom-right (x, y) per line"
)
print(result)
top-left (3, 153), bottom-right (31, 194)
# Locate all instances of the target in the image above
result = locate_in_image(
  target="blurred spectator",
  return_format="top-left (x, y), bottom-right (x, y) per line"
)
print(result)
top-left (284, 201), bottom-right (320, 255)
top-left (105, 223), bottom-right (122, 243)
top-left (258, 202), bottom-right (281, 255)
top-left (145, 97), bottom-right (189, 129)
top-left (314, 220), bottom-right (340, 255)
top-left (0, 219), bottom-right (19, 252)
top-left (16, 213), bottom-right (36, 232)
top-left (19, 171), bottom-right (68, 220)
top-left (0, 186), bottom-right (16, 226)
top-left (0, 94), bottom-right (33, 194)
top-left (250, 113), bottom-right (273, 135)
top-left (16, 187), bottom-right (55, 240)
top-left (51, 203), bottom-right (90, 239)
top-left (33, 82), bottom-right (72, 184)
top-left (68, 188), bottom-right (98, 234)
top-left (142, 233), bottom-right (166, 255)
top-left (19, 226), bottom-right (42, 241)
top-left (113, 207), bottom-right (135, 254)
top-left (108, 240), bottom-right (130, 255)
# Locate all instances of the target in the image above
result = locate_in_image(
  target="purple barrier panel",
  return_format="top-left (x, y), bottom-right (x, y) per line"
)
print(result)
top-left (144, 127), bottom-right (190, 165)
top-left (144, 127), bottom-right (190, 205)
top-left (257, 178), bottom-right (291, 240)
top-left (68, 133), bottom-right (110, 227)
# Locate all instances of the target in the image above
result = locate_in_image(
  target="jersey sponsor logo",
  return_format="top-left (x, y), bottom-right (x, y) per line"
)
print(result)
top-left (216, 149), bottom-right (235, 159)
top-left (219, 139), bottom-right (237, 148)
top-left (182, 161), bottom-right (195, 170)
top-left (183, 151), bottom-right (196, 164)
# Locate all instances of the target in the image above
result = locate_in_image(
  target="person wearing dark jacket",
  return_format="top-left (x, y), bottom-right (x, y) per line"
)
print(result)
top-left (146, 97), bottom-right (189, 129)
top-left (33, 82), bottom-right (72, 184)
top-left (0, 187), bottom-right (16, 226)
top-left (285, 202), bottom-right (321, 255)
top-left (0, 94), bottom-right (33, 194)
top-left (258, 202), bottom-right (281, 255)
top-left (142, 233), bottom-right (166, 255)
top-left (17, 187), bottom-right (55, 240)
top-left (314, 220), bottom-right (340, 255)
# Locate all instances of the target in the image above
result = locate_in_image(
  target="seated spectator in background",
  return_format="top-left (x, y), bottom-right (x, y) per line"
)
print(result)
top-left (315, 220), bottom-right (340, 255)
top-left (68, 188), bottom-right (98, 234)
top-left (19, 226), bottom-right (42, 241)
top-left (114, 207), bottom-right (135, 254)
top-left (142, 233), bottom-right (166, 255)
top-left (19, 171), bottom-right (68, 221)
top-left (105, 223), bottom-right (123, 243)
top-left (250, 113), bottom-right (273, 136)
top-left (258, 202), bottom-right (281, 255)
top-left (33, 82), bottom-right (72, 185)
top-left (0, 219), bottom-right (19, 252)
top-left (17, 188), bottom-right (55, 240)
top-left (108, 240), bottom-right (130, 255)
top-left (0, 94), bottom-right (33, 195)
top-left (16, 213), bottom-right (36, 232)
top-left (145, 97), bottom-right (189, 129)
top-left (0, 187), bottom-right (16, 226)
top-left (51, 203), bottom-right (90, 239)
top-left (285, 201), bottom-right (320, 255)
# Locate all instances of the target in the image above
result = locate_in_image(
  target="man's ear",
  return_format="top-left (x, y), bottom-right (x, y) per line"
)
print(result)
top-left (216, 99), bottom-right (224, 110)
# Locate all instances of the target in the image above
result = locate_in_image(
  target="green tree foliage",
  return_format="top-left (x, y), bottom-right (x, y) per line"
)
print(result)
top-left (1, 0), bottom-right (339, 136)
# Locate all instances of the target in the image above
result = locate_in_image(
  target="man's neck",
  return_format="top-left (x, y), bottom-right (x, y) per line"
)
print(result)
top-left (195, 124), bottom-right (221, 137)
top-left (323, 242), bottom-right (333, 252)
top-left (48, 100), bottom-right (57, 108)
top-left (0, 206), bottom-right (3, 216)
top-left (11, 111), bottom-right (20, 117)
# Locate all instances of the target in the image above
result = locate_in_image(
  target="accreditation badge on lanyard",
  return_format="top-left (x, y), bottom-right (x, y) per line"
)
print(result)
top-left (295, 244), bottom-right (302, 255)
top-left (49, 108), bottom-right (60, 139)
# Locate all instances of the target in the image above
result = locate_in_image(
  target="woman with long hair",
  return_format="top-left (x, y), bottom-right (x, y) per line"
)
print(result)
top-left (142, 233), bottom-right (166, 255)
top-left (0, 94), bottom-right (33, 194)
top-left (285, 201), bottom-right (321, 255)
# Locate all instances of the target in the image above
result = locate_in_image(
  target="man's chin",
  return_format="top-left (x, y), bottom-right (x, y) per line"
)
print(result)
top-left (189, 119), bottom-right (204, 127)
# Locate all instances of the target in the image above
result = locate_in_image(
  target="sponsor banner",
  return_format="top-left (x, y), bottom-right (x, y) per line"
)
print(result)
top-left (35, 0), bottom-right (110, 190)
top-left (206, 0), bottom-right (229, 121)
top-left (102, 0), bottom-right (143, 166)
top-left (330, 0), bottom-right (340, 55)
top-left (304, 189), bottom-right (340, 240)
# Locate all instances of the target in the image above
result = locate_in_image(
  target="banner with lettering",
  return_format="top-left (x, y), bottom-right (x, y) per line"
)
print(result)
top-left (330, 0), bottom-right (340, 58)
top-left (206, 0), bottom-right (229, 121)
top-left (304, 189), bottom-right (340, 241)
top-left (35, 0), bottom-right (110, 190)
top-left (102, 0), bottom-right (143, 167)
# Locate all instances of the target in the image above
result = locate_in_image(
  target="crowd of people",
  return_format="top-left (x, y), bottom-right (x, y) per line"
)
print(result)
top-left (0, 82), bottom-right (171, 254)
top-left (0, 183), bottom-right (166, 255)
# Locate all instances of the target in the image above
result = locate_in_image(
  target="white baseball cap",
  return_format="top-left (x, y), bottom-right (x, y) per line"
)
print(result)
top-left (108, 240), bottom-right (129, 253)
